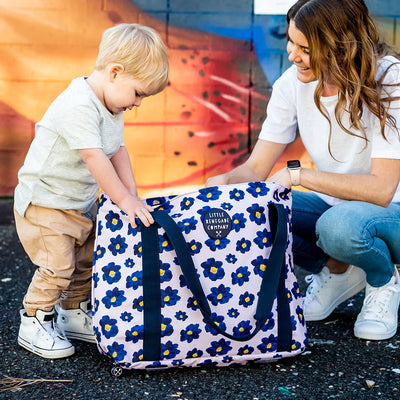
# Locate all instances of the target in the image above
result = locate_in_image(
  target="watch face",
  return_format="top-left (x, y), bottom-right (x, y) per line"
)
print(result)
top-left (287, 160), bottom-right (300, 168)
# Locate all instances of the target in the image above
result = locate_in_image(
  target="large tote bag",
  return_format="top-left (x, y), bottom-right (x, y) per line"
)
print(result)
top-left (92, 182), bottom-right (307, 373)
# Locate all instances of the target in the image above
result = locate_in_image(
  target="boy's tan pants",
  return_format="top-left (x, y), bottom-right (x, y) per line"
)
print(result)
top-left (14, 204), bottom-right (96, 316)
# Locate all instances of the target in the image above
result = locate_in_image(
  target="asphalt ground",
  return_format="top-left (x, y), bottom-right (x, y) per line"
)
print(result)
top-left (0, 198), bottom-right (399, 400)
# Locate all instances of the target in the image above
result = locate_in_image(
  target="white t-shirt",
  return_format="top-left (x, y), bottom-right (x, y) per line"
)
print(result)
top-left (14, 77), bottom-right (125, 216)
top-left (259, 56), bottom-right (400, 205)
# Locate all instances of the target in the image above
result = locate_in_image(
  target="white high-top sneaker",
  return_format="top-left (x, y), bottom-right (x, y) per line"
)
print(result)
top-left (56, 299), bottom-right (96, 343)
top-left (18, 309), bottom-right (75, 359)
top-left (354, 271), bottom-right (400, 340)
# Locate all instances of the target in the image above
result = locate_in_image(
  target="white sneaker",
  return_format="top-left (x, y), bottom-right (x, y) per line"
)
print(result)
top-left (354, 272), bottom-right (400, 340)
top-left (18, 309), bottom-right (75, 359)
top-left (304, 265), bottom-right (366, 321)
top-left (56, 299), bottom-right (96, 343)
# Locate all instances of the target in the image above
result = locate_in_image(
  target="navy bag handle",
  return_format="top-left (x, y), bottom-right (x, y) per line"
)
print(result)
top-left (143, 202), bottom-right (289, 343)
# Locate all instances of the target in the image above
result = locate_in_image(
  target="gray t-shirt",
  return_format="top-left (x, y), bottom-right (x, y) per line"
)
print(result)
top-left (14, 77), bottom-right (124, 216)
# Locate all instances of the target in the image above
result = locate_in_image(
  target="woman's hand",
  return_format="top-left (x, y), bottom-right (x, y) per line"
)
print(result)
top-left (266, 166), bottom-right (293, 188)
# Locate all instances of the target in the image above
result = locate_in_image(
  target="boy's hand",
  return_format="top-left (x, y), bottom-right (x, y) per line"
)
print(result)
top-left (120, 195), bottom-right (154, 228)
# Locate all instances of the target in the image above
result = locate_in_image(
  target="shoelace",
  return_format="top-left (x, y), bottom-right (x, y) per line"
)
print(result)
top-left (361, 282), bottom-right (400, 320)
top-left (305, 273), bottom-right (329, 300)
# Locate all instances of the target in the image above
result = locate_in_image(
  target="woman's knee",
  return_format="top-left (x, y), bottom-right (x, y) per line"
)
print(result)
top-left (315, 203), bottom-right (363, 254)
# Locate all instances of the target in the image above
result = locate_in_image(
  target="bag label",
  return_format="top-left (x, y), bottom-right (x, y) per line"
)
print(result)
top-left (202, 208), bottom-right (232, 239)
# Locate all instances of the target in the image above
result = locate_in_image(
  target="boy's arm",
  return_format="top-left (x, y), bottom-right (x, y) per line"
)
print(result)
top-left (109, 146), bottom-right (138, 196)
top-left (79, 148), bottom-right (154, 227)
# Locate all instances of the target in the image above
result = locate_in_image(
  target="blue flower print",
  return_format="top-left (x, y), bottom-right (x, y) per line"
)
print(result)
top-left (247, 204), bottom-right (266, 225)
top-left (94, 245), bottom-right (105, 261)
top-left (221, 202), bottom-right (233, 211)
top-left (291, 282), bottom-right (301, 299)
top-left (279, 187), bottom-right (291, 201)
top-left (199, 359), bottom-right (218, 367)
top-left (261, 313), bottom-right (275, 331)
top-left (127, 224), bottom-right (139, 236)
top-left (102, 287), bottom-right (126, 309)
top-left (93, 272), bottom-right (99, 289)
top-left (93, 299), bottom-right (99, 315)
top-left (120, 312), bottom-right (133, 323)
top-left (133, 242), bottom-right (143, 257)
top-left (231, 266), bottom-right (250, 286)
top-left (231, 213), bottom-right (246, 233)
top-left (161, 317), bottom-right (174, 337)
top-left (93, 326), bottom-right (100, 342)
top-left (102, 262), bottom-right (121, 284)
top-left (187, 297), bottom-right (199, 311)
top-left (291, 340), bottom-right (301, 351)
top-left (197, 206), bottom-right (211, 222)
top-left (133, 296), bottom-right (144, 312)
top-left (105, 211), bottom-right (123, 232)
top-left (236, 238), bottom-right (251, 254)
top-left (273, 190), bottom-right (280, 202)
top-left (159, 234), bottom-right (173, 253)
top-left (254, 229), bottom-right (273, 249)
top-left (238, 345), bottom-right (254, 356)
top-left (291, 315), bottom-right (297, 331)
top-left (108, 235), bottom-right (128, 256)
top-left (160, 341), bottom-right (180, 360)
top-left (125, 325), bottom-right (144, 343)
top-left (172, 360), bottom-right (184, 367)
top-left (125, 258), bottom-right (135, 268)
top-left (180, 323), bottom-right (202, 343)
top-left (296, 305), bottom-right (305, 326)
top-left (227, 308), bottom-right (240, 318)
top-left (179, 275), bottom-right (188, 288)
top-left (205, 313), bottom-right (226, 335)
top-left (97, 220), bottom-right (103, 236)
top-left (222, 356), bottom-right (233, 364)
top-left (257, 334), bottom-right (278, 353)
top-left (207, 284), bottom-right (233, 306)
top-left (126, 271), bottom-right (142, 290)
top-left (155, 201), bottom-right (173, 213)
top-left (206, 338), bottom-right (232, 357)
top-left (252, 256), bottom-right (268, 277)
top-left (286, 289), bottom-right (293, 303)
top-left (175, 311), bottom-right (188, 321)
top-left (178, 216), bottom-right (198, 234)
top-left (233, 320), bottom-right (252, 337)
top-left (99, 315), bottom-right (118, 339)
top-left (107, 341), bottom-right (127, 362)
top-left (187, 348), bottom-right (203, 358)
top-left (132, 349), bottom-right (144, 362)
top-left (246, 181), bottom-right (270, 197)
top-left (197, 187), bottom-right (222, 202)
top-left (98, 194), bottom-right (107, 209)
top-left (226, 254), bottom-right (237, 264)
top-left (188, 239), bottom-right (202, 255)
top-left (181, 196), bottom-right (195, 210)
top-left (201, 258), bottom-right (225, 281)
top-left (205, 237), bottom-right (230, 251)
top-left (161, 287), bottom-right (181, 307)
top-left (160, 262), bottom-right (172, 283)
top-left (229, 188), bottom-right (245, 201)
top-left (239, 291), bottom-right (255, 308)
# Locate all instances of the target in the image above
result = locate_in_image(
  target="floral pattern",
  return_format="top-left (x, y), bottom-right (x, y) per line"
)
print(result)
top-left (92, 182), bottom-right (307, 370)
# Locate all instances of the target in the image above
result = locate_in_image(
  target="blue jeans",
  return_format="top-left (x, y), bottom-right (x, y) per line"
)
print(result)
top-left (292, 191), bottom-right (400, 287)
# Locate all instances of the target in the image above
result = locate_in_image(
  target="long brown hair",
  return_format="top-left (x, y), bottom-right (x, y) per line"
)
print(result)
top-left (287, 0), bottom-right (400, 154)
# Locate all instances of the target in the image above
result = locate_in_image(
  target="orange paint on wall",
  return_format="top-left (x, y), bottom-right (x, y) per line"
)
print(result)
top-left (0, 0), bottom-right (311, 197)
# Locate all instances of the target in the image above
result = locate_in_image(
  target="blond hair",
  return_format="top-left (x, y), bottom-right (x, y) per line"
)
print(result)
top-left (95, 23), bottom-right (169, 93)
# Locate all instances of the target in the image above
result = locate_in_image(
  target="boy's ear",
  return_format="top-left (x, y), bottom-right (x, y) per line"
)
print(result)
top-left (108, 63), bottom-right (125, 81)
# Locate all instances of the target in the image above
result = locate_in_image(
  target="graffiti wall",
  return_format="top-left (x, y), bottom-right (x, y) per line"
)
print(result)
top-left (1, 0), bottom-right (399, 197)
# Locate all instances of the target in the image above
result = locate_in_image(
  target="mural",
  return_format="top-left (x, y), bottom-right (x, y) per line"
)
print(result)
top-left (0, 0), bottom-right (397, 197)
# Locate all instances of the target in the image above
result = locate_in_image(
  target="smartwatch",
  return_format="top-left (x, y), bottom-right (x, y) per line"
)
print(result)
top-left (287, 160), bottom-right (301, 186)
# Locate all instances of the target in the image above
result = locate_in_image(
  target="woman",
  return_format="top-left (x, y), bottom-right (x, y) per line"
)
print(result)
top-left (207, 0), bottom-right (400, 340)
